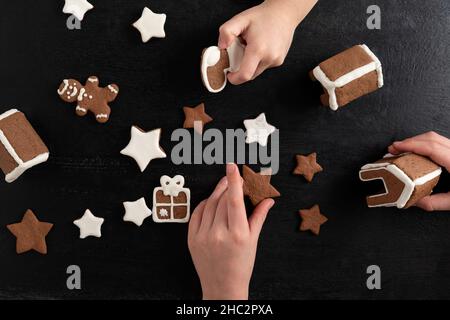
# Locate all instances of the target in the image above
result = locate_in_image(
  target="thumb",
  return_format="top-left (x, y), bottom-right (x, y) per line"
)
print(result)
top-left (218, 16), bottom-right (247, 49)
top-left (415, 192), bottom-right (450, 212)
top-left (249, 198), bottom-right (275, 237)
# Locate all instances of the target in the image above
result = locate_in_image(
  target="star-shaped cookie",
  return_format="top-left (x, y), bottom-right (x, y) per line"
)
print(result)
top-left (242, 165), bottom-right (281, 206)
top-left (73, 209), bottom-right (104, 239)
top-left (183, 103), bottom-right (213, 134)
top-left (243, 113), bottom-right (276, 147)
top-left (123, 197), bottom-right (152, 227)
top-left (7, 210), bottom-right (53, 254)
top-left (63, 0), bottom-right (94, 21)
top-left (121, 126), bottom-right (167, 172)
top-left (299, 205), bottom-right (328, 236)
top-left (133, 7), bottom-right (166, 43)
top-left (293, 152), bottom-right (323, 182)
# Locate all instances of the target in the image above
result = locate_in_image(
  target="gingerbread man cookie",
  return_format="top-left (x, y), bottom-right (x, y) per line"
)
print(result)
top-left (57, 76), bottom-right (119, 123)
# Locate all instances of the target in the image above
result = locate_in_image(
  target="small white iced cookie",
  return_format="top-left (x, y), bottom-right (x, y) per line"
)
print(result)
top-left (201, 39), bottom-right (245, 93)
top-left (123, 197), bottom-right (152, 227)
top-left (152, 175), bottom-right (191, 223)
top-left (243, 113), bottom-right (276, 147)
top-left (62, 0), bottom-right (94, 21)
top-left (133, 7), bottom-right (167, 43)
top-left (120, 126), bottom-right (167, 172)
top-left (73, 209), bottom-right (104, 239)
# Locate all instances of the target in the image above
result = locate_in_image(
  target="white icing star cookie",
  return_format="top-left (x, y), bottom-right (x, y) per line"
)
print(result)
top-left (63, 0), bottom-right (94, 21)
top-left (123, 197), bottom-right (152, 227)
top-left (243, 113), bottom-right (276, 147)
top-left (73, 209), bottom-right (104, 239)
top-left (120, 126), bottom-right (167, 172)
top-left (132, 7), bottom-right (166, 43)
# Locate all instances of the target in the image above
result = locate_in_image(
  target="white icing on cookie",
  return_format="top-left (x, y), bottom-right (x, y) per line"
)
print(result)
top-left (88, 77), bottom-right (98, 83)
top-left (312, 44), bottom-right (383, 111)
top-left (0, 109), bottom-right (49, 183)
top-left (132, 7), bottom-right (166, 43)
top-left (123, 197), bottom-right (152, 227)
top-left (76, 106), bottom-right (87, 113)
top-left (108, 85), bottom-right (118, 94)
top-left (62, 0), bottom-right (94, 22)
top-left (96, 114), bottom-right (108, 119)
top-left (201, 39), bottom-right (246, 93)
top-left (243, 113), bottom-right (276, 147)
top-left (73, 209), bottom-right (104, 239)
top-left (160, 175), bottom-right (185, 197)
top-left (57, 79), bottom-right (69, 95)
top-left (120, 126), bottom-right (167, 172)
top-left (159, 208), bottom-right (169, 217)
top-left (77, 88), bottom-right (86, 101)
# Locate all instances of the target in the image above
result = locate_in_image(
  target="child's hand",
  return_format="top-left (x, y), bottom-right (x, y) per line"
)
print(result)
top-left (218, 0), bottom-right (317, 85)
top-left (188, 163), bottom-right (275, 300)
top-left (388, 131), bottom-right (450, 211)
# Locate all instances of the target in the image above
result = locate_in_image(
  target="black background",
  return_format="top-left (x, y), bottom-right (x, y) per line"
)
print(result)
top-left (0, 0), bottom-right (449, 300)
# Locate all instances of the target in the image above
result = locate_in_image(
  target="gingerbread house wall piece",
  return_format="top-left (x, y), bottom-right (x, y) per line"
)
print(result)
top-left (152, 175), bottom-right (191, 223)
top-left (0, 109), bottom-right (49, 183)
top-left (311, 44), bottom-right (383, 110)
top-left (201, 39), bottom-right (245, 93)
top-left (359, 153), bottom-right (442, 208)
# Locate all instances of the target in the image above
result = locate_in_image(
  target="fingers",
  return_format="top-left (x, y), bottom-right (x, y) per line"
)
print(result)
top-left (226, 163), bottom-right (248, 230)
top-left (415, 192), bottom-right (450, 212)
top-left (189, 200), bottom-right (207, 236)
top-left (212, 193), bottom-right (229, 229)
top-left (390, 139), bottom-right (450, 170)
top-left (249, 198), bottom-right (274, 237)
top-left (227, 44), bottom-right (262, 85)
top-left (218, 16), bottom-right (247, 49)
top-left (200, 177), bottom-right (228, 231)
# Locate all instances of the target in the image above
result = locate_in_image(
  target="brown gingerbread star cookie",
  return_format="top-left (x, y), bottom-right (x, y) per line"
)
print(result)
top-left (299, 205), bottom-right (328, 236)
top-left (6, 209), bottom-right (53, 254)
top-left (183, 103), bottom-right (213, 133)
top-left (242, 165), bottom-right (281, 206)
top-left (293, 152), bottom-right (323, 182)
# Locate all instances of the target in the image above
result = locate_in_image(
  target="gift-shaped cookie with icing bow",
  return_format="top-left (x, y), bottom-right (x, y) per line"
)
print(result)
top-left (201, 39), bottom-right (245, 93)
top-left (152, 175), bottom-right (191, 223)
top-left (57, 76), bottom-right (119, 123)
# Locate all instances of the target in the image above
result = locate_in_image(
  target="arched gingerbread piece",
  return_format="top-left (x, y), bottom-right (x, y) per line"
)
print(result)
top-left (360, 168), bottom-right (406, 207)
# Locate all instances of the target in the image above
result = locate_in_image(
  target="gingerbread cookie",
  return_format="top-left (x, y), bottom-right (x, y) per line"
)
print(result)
top-left (152, 175), bottom-right (190, 223)
top-left (293, 153), bottom-right (323, 182)
top-left (57, 76), bottom-right (119, 123)
top-left (310, 44), bottom-right (383, 110)
top-left (299, 205), bottom-right (328, 236)
top-left (133, 7), bottom-right (166, 43)
top-left (242, 165), bottom-right (280, 206)
top-left (201, 39), bottom-right (245, 93)
top-left (359, 153), bottom-right (442, 209)
top-left (243, 113), bottom-right (276, 147)
top-left (63, 0), bottom-right (93, 21)
top-left (0, 109), bottom-right (49, 183)
top-left (183, 103), bottom-right (213, 134)
top-left (123, 197), bottom-right (152, 227)
top-left (120, 126), bottom-right (167, 172)
top-left (73, 209), bottom-right (104, 239)
top-left (7, 209), bottom-right (53, 255)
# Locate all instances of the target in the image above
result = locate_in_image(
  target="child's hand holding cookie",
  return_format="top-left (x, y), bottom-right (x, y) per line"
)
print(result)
top-left (388, 131), bottom-right (450, 211)
top-left (218, 0), bottom-right (317, 85)
top-left (188, 164), bottom-right (274, 300)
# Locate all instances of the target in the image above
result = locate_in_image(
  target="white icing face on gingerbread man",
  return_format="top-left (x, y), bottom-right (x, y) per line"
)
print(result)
top-left (57, 76), bottom-right (119, 123)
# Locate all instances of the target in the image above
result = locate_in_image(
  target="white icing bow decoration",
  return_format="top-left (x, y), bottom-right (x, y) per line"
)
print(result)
top-left (160, 175), bottom-right (185, 197)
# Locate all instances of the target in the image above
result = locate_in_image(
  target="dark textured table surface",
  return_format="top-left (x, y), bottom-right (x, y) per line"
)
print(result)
top-left (0, 0), bottom-right (449, 299)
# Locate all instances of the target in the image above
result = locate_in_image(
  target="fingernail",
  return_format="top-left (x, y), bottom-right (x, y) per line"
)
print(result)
top-left (226, 163), bottom-right (236, 174)
top-left (268, 199), bottom-right (275, 208)
top-left (393, 141), bottom-right (401, 146)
